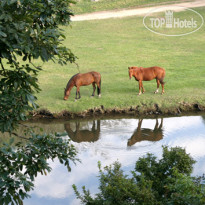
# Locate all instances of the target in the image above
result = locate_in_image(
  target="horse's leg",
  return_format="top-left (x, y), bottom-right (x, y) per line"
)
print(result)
top-left (75, 89), bottom-right (78, 101)
top-left (141, 82), bottom-right (145, 94)
top-left (161, 82), bottom-right (165, 95)
top-left (97, 80), bottom-right (101, 98)
top-left (138, 81), bottom-right (142, 95)
top-left (76, 122), bottom-right (80, 130)
top-left (154, 118), bottom-right (159, 130)
top-left (75, 86), bottom-right (81, 101)
top-left (91, 82), bottom-right (96, 97)
top-left (159, 77), bottom-right (165, 95)
top-left (92, 120), bottom-right (95, 131)
top-left (154, 79), bottom-right (160, 94)
top-left (159, 118), bottom-right (163, 129)
top-left (78, 88), bottom-right (81, 99)
top-left (138, 119), bottom-right (143, 130)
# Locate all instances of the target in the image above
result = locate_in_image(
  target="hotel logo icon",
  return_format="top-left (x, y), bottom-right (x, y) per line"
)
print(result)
top-left (165, 10), bottom-right (173, 28)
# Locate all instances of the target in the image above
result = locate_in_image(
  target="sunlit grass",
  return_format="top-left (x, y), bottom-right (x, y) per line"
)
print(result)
top-left (35, 7), bottom-right (205, 113)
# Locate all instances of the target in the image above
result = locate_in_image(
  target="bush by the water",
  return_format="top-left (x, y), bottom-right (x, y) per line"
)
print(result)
top-left (73, 146), bottom-right (205, 205)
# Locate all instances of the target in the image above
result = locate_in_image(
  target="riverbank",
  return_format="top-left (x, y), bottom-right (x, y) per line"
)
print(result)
top-left (30, 102), bottom-right (205, 120)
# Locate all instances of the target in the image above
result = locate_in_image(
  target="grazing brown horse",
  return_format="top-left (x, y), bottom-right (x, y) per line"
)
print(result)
top-left (128, 66), bottom-right (165, 95)
top-left (64, 71), bottom-right (101, 100)
top-left (127, 118), bottom-right (163, 146)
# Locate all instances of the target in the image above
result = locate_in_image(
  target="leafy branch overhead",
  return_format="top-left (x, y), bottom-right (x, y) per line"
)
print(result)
top-left (0, 1), bottom-right (78, 204)
top-left (0, 0), bottom-right (77, 133)
top-left (0, 0), bottom-right (76, 64)
top-left (0, 133), bottom-right (78, 205)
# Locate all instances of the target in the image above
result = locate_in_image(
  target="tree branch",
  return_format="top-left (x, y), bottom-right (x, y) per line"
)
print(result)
top-left (29, 60), bottom-right (42, 71)
top-left (11, 132), bottom-right (29, 140)
top-left (74, 62), bottom-right (80, 73)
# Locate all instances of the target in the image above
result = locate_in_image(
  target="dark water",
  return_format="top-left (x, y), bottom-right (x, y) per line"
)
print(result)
top-left (15, 115), bottom-right (205, 205)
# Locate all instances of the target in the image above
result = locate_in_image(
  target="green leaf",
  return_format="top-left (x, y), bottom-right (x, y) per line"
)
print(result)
top-left (0, 31), bottom-right (7, 37)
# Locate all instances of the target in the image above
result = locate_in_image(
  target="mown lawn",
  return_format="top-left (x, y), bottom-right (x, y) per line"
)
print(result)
top-left (34, 7), bottom-right (205, 113)
top-left (71, 0), bottom-right (193, 14)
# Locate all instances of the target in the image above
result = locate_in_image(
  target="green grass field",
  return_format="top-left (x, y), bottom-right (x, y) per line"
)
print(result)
top-left (71, 0), bottom-right (192, 14)
top-left (34, 7), bottom-right (205, 114)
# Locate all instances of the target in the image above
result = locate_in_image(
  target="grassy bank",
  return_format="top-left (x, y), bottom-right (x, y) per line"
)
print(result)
top-left (71, 0), bottom-right (192, 14)
top-left (34, 7), bottom-right (205, 115)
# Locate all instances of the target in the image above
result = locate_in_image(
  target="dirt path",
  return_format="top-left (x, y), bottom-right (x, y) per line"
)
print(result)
top-left (71, 0), bottom-right (205, 21)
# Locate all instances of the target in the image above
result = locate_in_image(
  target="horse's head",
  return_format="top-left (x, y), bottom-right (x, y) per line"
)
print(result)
top-left (128, 67), bottom-right (139, 79)
top-left (128, 67), bottom-right (135, 79)
top-left (64, 88), bottom-right (69, 100)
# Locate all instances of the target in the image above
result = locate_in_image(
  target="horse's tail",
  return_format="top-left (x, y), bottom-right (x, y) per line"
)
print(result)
top-left (97, 78), bottom-right (101, 95)
top-left (160, 77), bottom-right (165, 85)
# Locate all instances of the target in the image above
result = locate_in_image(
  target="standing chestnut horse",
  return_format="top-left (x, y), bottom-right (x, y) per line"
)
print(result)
top-left (128, 66), bottom-right (165, 95)
top-left (64, 71), bottom-right (101, 100)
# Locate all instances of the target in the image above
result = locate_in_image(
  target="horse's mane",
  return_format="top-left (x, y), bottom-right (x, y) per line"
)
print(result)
top-left (65, 73), bottom-right (79, 91)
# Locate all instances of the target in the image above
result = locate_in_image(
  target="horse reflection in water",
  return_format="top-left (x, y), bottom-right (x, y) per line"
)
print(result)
top-left (64, 120), bottom-right (100, 143)
top-left (127, 118), bottom-right (163, 146)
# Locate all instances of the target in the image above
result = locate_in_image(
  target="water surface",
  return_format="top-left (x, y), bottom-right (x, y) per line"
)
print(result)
top-left (20, 115), bottom-right (205, 205)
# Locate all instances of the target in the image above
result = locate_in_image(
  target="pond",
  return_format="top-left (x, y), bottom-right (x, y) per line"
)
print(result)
top-left (19, 114), bottom-right (205, 205)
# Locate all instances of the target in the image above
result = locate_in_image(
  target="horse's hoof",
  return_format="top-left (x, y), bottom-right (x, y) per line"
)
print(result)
top-left (154, 89), bottom-right (159, 94)
top-left (138, 93), bottom-right (142, 96)
top-left (98, 94), bottom-right (101, 98)
top-left (74, 99), bottom-right (78, 102)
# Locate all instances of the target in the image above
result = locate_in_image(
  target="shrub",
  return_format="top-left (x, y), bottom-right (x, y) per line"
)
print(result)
top-left (73, 146), bottom-right (205, 205)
